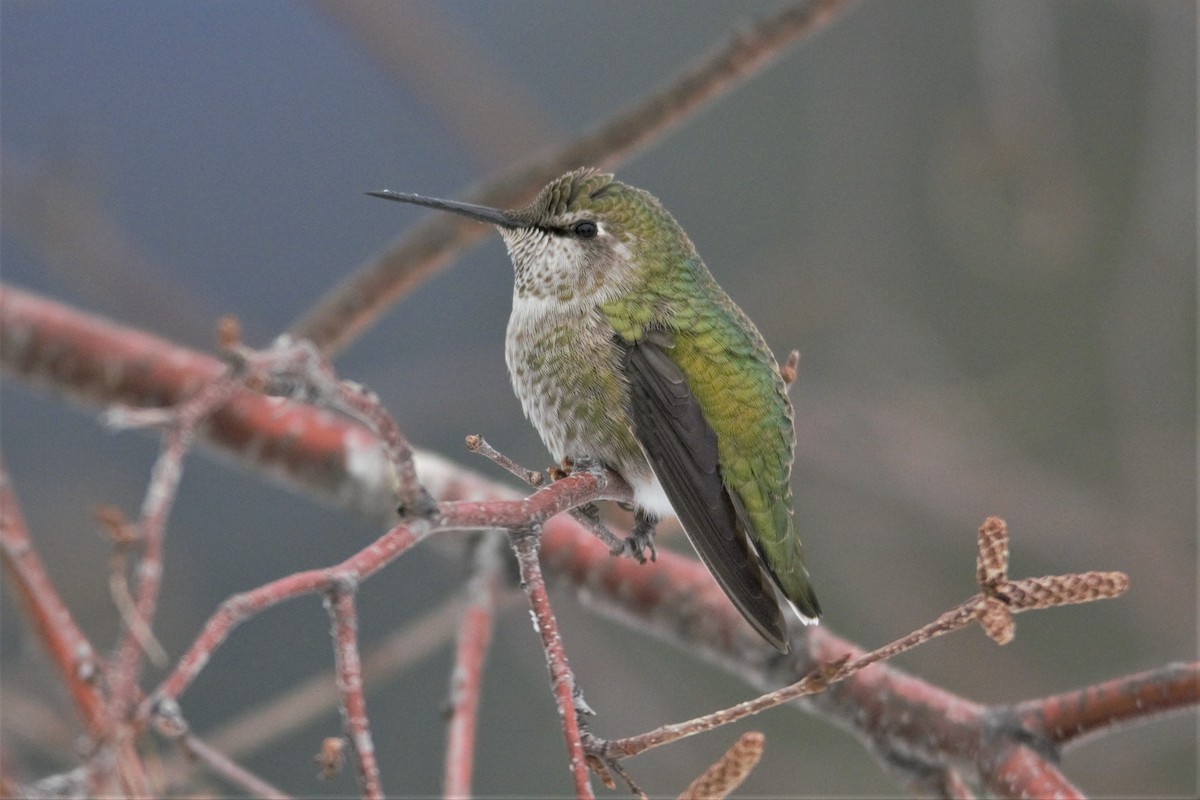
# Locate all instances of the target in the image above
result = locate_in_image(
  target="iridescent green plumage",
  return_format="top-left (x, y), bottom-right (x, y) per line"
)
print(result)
top-left (370, 169), bottom-right (820, 651)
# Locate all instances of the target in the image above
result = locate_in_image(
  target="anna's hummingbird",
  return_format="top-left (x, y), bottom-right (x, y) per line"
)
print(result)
top-left (370, 168), bottom-right (820, 652)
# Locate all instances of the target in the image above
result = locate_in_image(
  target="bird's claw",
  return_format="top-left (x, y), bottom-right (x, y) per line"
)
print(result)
top-left (625, 511), bottom-right (658, 564)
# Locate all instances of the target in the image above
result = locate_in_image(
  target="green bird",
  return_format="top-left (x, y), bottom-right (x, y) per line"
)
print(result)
top-left (370, 168), bottom-right (820, 652)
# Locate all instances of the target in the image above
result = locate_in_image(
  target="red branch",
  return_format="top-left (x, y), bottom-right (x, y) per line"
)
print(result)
top-left (148, 518), bottom-right (432, 709)
top-left (0, 284), bottom-right (398, 517)
top-left (107, 375), bottom-right (244, 724)
top-left (140, 469), bottom-right (609, 761)
top-left (0, 457), bottom-right (155, 796)
top-left (443, 533), bottom-right (503, 798)
top-left (511, 528), bottom-right (594, 800)
top-left (0, 456), bottom-right (107, 738)
top-left (1012, 662), bottom-right (1200, 749)
top-left (324, 578), bottom-right (383, 800)
top-left (180, 733), bottom-right (291, 800)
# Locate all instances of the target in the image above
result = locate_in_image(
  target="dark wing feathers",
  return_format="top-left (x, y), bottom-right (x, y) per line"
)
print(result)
top-left (623, 337), bottom-right (789, 652)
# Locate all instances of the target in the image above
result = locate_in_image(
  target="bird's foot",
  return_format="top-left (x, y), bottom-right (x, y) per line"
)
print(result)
top-left (550, 454), bottom-right (601, 482)
top-left (624, 510), bottom-right (658, 564)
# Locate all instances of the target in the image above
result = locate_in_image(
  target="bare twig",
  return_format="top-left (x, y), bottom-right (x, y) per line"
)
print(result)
top-left (0, 456), bottom-right (107, 736)
top-left (141, 469), bottom-right (612, 789)
top-left (324, 577), bottom-right (383, 800)
top-left (290, 0), bottom-right (857, 357)
top-left (510, 526), bottom-right (594, 800)
top-left (206, 596), bottom-right (468, 760)
top-left (585, 518), bottom-right (1129, 769)
top-left (465, 433), bottom-right (543, 486)
top-left (145, 515), bottom-right (435, 713)
top-left (180, 733), bottom-right (291, 800)
top-left (0, 457), bottom-right (156, 797)
top-left (468, 436), bottom-right (636, 557)
top-left (226, 334), bottom-right (434, 517)
top-left (98, 506), bottom-right (169, 668)
top-left (443, 532), bottom-right (504, 798)
top-left (104, 370), bottom-right (242, 722)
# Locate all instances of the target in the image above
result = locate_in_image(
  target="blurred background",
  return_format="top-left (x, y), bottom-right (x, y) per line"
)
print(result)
top-left (1, 1), bottom-right (1194, 796)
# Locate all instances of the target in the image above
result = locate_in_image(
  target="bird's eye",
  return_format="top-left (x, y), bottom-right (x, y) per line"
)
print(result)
top-left (572, 220), bottom-right (598, 239)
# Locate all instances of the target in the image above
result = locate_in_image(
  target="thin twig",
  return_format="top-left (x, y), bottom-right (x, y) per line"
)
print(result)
top-left (587, 518), bottom-right (1129, 764)
top-left (466, 434), bottom-right (543, 486)
top-left (180, 734), bottom-right (292, 800)
top-left (443, 532), bottom-right (504, 798)
top-left (324, 577), bottom-right (383, 800)
top-left (510, 527), bottom-right (594, 799)
top-left (2, 460), bottom-right (158, 796)
top-left (467, 436), bottom-right (631, 556)
top-left (227, 334), bottom-right (434, 516)
top-left (290, 0), bottom-right (857, 357)
top-left (145, 467), bottom-right (610, 721)
top-left (104, 366), bottom-right (245, 722)
top-left (98, 506), bottom-right (169, 668)
top-left (145, 515), bottom-right (434, 713)
top-left (206, 597), bottom-right (468, 760)
top-left (0, 455), bottom-right (108, 737)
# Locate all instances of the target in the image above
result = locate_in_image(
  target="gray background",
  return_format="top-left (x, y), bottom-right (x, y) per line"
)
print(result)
top-left (1, 1), bottom-right (1194, 796)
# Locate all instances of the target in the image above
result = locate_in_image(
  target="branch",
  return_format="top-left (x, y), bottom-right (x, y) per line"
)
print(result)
top-left (324, 577), bottom-right (383, 800)
top-left (155, 597), bottom-right (476, 793)
top-left (443, 533), bottom-right (504, 798)
top-left (145, 516), bottom-right (433, 711)
top-left (511, 527), bottom-right (594, 799)
top-left (0, 455), bottom-right (107, 739)
top-left (179, 733), bottom-right (291, 800)
top-left (0, 455), bottom-right (155, 795)
top-left (222, 329), bottom-right (434, 516)
top-left (0, 284), bottom-right (398, 517)
top-left (103, 361), bottom-right (245, 724)
top-left (1011, 662), bottom-right (1200, 750)
top-left (583, 520), bottom-right (1126, 769)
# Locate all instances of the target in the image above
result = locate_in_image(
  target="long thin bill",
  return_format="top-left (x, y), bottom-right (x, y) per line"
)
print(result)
top-left (367, 189), bottom-right (520, 228)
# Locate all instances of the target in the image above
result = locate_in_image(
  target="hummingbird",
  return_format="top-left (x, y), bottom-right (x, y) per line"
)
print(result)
top-left (369, 168), bottom-right (820, 652)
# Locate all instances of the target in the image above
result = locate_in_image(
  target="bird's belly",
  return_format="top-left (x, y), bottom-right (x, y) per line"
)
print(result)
top-left (504, 299), bottom-right (657, 493)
